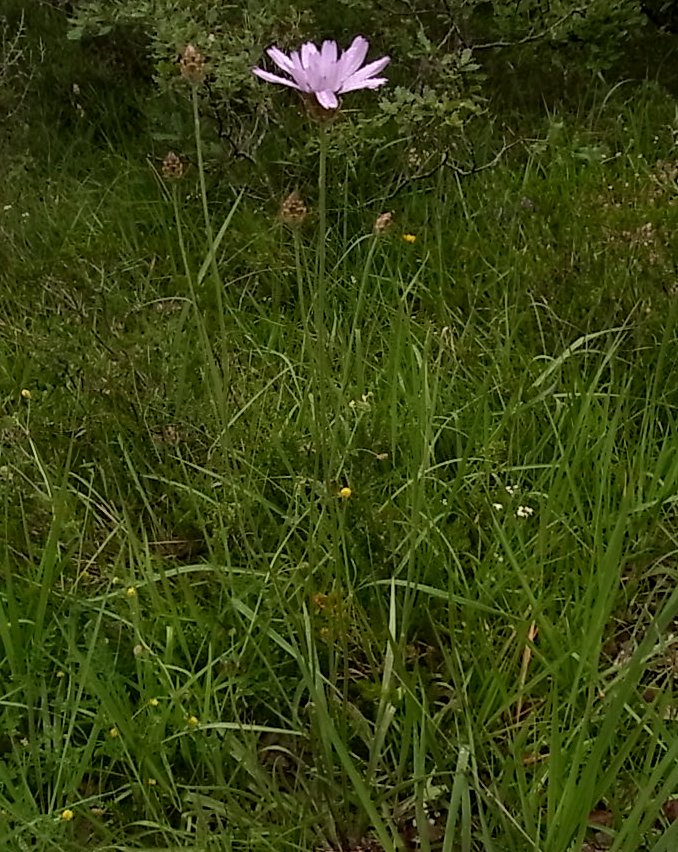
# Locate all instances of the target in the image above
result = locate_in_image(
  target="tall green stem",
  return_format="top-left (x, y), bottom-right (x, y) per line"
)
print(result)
top-left (192, 86), bottom-right (226, 344)
top-left (309, 121), bottom-right (331, 494)
top-left (316, 122), bottom-right (329, 346)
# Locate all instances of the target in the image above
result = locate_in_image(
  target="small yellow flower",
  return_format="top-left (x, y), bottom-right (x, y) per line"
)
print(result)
top-left (125, 586), bottom-right (137, 598)
top-left (338, 486), bottom-right (352, 499)
top-left (20, 388), bottom-right (31, 399)
top-left (60, 809), bottom-right (74, 822)
top-left (186, 715), bottom-right (199, 727)
top-left (149, 698), bottom-right (159, 707)
top-left (402, 233), bottom-right (417, 243)
top-left (146, 777), bottom-right (157, 786)
top-left (108, 727), bottom-right (119, 738)
top-left (56, 670), bottom-right (65, 679)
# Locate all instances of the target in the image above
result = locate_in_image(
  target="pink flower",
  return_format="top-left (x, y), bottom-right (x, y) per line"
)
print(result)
top-left (252, 36), bottom-right (389, 110)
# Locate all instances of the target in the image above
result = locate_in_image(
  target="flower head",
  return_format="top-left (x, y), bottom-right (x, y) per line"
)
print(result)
top-left (252, 36), bottom-right (389, 111)
top-left (373, 211), bottom-right (394, 234)
top-left (280, 191), bottom-right (308, 227)
top-left (402, 233), bottom-right (417, 243)
top-left (162, 151), bottom-right (186, 181)
top-left (60, 809), bottom-right (75, 822)
top-left (338, 486), bottom-right (352, 499)
top-left (180, 44), bottom-right (206, 85)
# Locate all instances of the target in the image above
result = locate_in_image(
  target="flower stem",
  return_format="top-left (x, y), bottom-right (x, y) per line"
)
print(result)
top-left (192, 86), bottom-right (226, 344)
top-left (316, 122), bottom-right (328, 346)
top-left (307, 121), bottom-right (332, 496)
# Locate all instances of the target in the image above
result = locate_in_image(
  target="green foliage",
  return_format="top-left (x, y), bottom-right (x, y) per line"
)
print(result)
top-left (3, 2), bottom-right (678, 850)
top-left (0, 12), bottom-right (38, 138)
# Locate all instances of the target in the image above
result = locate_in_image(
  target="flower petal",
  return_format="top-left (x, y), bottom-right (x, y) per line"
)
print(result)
top-left (319, 40), bottom-right (339, 89)
top-left (336, 35), bottom-right (369, 83)
top-left (315, 89), bottom-right (339, 110)
top-left (300, 42), bottom-right (322, 89)
top-left (287, 50), bottom-right (313, 91)
top-left (300, 42), bottom-right (319, 69)
top-left (252, 67), bottom-right (301, 90)
top-left (266, 46), bottom-right (294, 73)
top-left (338, 55), bottom-right (390, 92)
top-left (338, 75), bottom-right (388, 94)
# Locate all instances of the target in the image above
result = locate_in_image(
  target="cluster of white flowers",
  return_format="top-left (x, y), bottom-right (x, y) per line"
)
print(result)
top-left (492, 484), bottom-right (535, 519)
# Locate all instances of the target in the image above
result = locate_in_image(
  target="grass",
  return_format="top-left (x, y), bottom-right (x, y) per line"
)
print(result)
top-left (2, 23), bottom-right (678, 852)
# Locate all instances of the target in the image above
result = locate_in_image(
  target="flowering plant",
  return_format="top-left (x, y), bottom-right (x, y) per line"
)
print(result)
top-left (252, 36), bottom-right (389, 111)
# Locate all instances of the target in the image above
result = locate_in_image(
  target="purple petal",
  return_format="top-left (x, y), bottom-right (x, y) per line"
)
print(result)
top-left (338, 76), bottom-right (388, 94)
top-left (266, 46), bottom-right (294, 73)
top-left (338, 55), bottom-right (390, 91)
top-left (300, 42), bottom-right (319, 69)
top-left (300, 42), bottom-right (322, 89)
top-left (287, 50), bottom-right (313, 91)
top-left (320, 40), bottom-right (338, 66)
top-left (315, 89), bottom-right (339, 110)
top-left (336, 36), bottom-right (369, 83)
top-left (252, 67), bottom-right (301, 90)
top-left (319, 40), bottom-right (339, 89)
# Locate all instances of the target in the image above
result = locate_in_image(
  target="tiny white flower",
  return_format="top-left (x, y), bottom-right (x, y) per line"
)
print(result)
top-left (492, 502), bottom-right (503, 511)
top-left (516, 505), bottom-right (534, 519)
top-left (505, 484), bottom-right (518, 496)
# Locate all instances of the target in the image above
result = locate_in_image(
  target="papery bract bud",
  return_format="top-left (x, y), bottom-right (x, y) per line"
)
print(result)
top-left (161, 151), bottom-right (186, 181)
top-left (373, 211), bottom-right (394, 234)
top-left (280, 191), bottom-right (308, 227)
top-left (180, 44), bottom-right (206, 85)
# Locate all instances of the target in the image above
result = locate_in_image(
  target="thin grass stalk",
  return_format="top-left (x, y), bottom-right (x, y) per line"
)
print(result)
top-left (191, 86), bottom-right (227, 346)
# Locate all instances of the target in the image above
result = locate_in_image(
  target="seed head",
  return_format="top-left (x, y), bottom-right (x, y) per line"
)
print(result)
top-left (280, 191), bottom-right (308, 227)
top-left (373, 211), bottom-right (394, 234)
top-left (162, 151), bottom-right (186, 181)
top-left (180, 44), bottom-right (207, 85)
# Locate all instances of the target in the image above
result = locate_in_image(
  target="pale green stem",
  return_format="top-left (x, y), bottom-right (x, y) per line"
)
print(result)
top-left (316, 122), bottom-right (329, 346)
top-left (191, 85), bottom-right (226, 344)
top-left (312, 122), bottom-right (332, 493)
top-left (341, 235), bottom-right (379, 390)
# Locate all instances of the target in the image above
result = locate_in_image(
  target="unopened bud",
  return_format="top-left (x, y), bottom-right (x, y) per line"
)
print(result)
top-left (161, 151), bottom-right (186, 181)
top-left (373, 211), bottom-right (394, 234)
top-left (180, 44), bottom-right (207, 85)
top-left (280, 191), bottom-right (308, 227)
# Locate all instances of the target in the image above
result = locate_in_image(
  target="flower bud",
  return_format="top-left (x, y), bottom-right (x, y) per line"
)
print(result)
top-left (180, 44), bottom-right (206, 85)
top-left (161, 151), bottom-right (186, 181)
top-left (279, 191), bottom-right (308, 227)
top-left (373, 211), bottom-right (394, 234)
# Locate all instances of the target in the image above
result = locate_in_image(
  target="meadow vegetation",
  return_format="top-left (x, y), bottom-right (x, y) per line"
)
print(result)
top-left (1, 2), bottom-right (678, 850)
